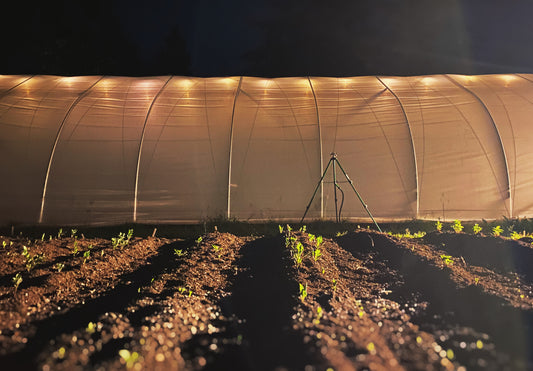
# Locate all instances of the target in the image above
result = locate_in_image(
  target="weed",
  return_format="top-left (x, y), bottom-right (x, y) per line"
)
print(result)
top-left (452, 220), bottom-right (464, 233)
top-left (440, 254), bottom-right (453, 266)
top-left (436, 220), bottom-right (443, 232)
top-left (55, 263), bottom-right (65, 272)
top-left (492, 225), bottom-right (504, 237)
top-left (299, 283), bottom-right (308, 302)
top-left (12, 273), bottom-right (22, 293)
top-left (473, 223), bottom-right (482, 234)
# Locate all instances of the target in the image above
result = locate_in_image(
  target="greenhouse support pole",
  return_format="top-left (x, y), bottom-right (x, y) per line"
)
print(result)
top-left (227, 77), bottom-right (243, 219)
top-left (376, 76), bottom-right (419, 219)
top-left (307, 77), bottom-right (323, 218)
top-left (39, 76), bottom-right (103, 224)
top-left (133, 76), bottom-right (173, 222)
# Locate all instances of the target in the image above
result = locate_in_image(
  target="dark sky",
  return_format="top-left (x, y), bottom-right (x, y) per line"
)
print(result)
top-left (2, 0), bottom-right (533, 77)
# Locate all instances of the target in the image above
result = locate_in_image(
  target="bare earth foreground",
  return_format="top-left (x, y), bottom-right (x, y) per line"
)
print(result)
top-left (1, 228), bottom-right (532, 370)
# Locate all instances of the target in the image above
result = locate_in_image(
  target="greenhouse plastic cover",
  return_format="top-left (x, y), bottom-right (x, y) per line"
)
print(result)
top-left (1, 74), bottom-right (533, 225)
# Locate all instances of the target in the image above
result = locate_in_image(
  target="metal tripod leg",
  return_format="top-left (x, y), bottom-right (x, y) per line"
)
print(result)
top-left (300, 157), bottom-right (334, 223)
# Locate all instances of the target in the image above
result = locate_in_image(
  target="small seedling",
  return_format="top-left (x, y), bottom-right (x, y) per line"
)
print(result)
top-left (12, 273), bottom-right (23, 293)
top-left (86, 322), bottom-right (96, 334)
top-left (118, 349), bottom-right (140, 370)
top-left (474, 277), bottom-right (480, 285)
top-left (308, 233), bottom-right (316, 242)
top-left (195, 236), bottom-right (203, 246)
top-left (174, 249), bottom-right (186, 257)
top-left (58, 228), bottom-right (63, 238)
top-left (278, 225), bottom-right (283, 234)
top-left (314, 306), bottom-right (323, 324)
top-left (452, 220), bottom-right (464, 233)
top-left (313, 247), bottom-right (321, 262)
top-left (436, 220), bottom-right (443, 232)
top-left (492, 225), bottom-right (504, 237)
top-left (41, 233), bottom-right (45, 241)
top-left (440, 254), bottom-right (453, 266)
top-left (473, 223), bottom-right (482, 234)
top-left (332, 278), bottom-right (337, 292)
top-left (510, 231), bottom-right (522, 240)
top-left (286, 224), bottom-right (292, 232)
top-left (72, 241), bottom-right (79, 256)
top-left (70, 229), bottom-right (77, 238)
top-left (212, 244), bottom-right (220, 252)
top-left (316, 236), bottom-right (323, 248)
top-left (2, 240), bottom-right (6, 248)
top-left (299, 283), bottom-right (308, 302)
top-left (293, 242), bottom-right (304, 267)
top-left (127, 229), bottom-right (134, 243)
top-left (299, 225), bottom-right (306, 233)
top-left (83, 250), bottom-right (90, 264)
top-left (55, 262), bottom-right (65, 272)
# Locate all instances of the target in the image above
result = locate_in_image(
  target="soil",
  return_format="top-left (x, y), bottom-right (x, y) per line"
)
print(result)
top-left (0, 228), bottom-right (532, 370)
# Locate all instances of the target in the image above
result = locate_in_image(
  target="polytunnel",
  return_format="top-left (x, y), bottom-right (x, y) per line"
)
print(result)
top-left (1, 74), bottom-right (533, 226)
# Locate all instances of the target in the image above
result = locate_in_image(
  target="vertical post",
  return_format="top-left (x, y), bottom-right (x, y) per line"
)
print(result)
top-left (332, 153), bottom-right (339, 222)
top-left (227, 77), bottom-right (243, 219)
top-left (307, 77), bottom-right (323, 218)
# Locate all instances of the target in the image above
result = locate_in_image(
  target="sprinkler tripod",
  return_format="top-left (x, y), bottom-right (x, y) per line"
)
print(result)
top-left (301, 153), bottom-right (382, 232)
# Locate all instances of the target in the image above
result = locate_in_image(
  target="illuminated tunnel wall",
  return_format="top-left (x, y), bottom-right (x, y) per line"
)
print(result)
top-left (2, 74), bottom-right (533, 225)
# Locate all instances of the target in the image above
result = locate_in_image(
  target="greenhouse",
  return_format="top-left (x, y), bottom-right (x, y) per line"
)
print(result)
top-left (2, 74), bottom-right (533, 225)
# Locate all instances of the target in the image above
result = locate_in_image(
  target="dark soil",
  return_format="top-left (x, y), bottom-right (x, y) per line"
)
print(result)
top-left (0, 227), bottom-right (532, 370)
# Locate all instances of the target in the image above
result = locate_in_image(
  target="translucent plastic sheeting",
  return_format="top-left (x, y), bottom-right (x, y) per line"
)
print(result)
top-left (137, 77), bottom-right (238, 222)
top-left (1, 74), bottom-right (533, 225)
top-left (450, 74), bottom-right (533, 218)
top-left (231, 77), bottom-right (321, 220)
top-left (312, 77), bottom-right (417, 219)
top-left (44, 76), bottom-right (169, 225)
top-left (0, 76), bottom-right (101, 224)
top-left (380, 75), bottom-right (509, 220)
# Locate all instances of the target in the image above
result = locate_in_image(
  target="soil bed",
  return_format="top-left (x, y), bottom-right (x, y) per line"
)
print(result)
top-left (0, 226), bottom-right (532, 370)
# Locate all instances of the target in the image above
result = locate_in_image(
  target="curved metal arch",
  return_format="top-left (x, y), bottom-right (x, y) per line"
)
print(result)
top-left (445, 74), bottom-right (512, 217)
top-left (375, 76), bottom-right (419, 218)
top-left (307, 77), bottom-right (324, 218)
top-left (38, 76), bottom-right (104, 224)
top-left (133, 76), bottom-right (173, 222)
top-left (0, 75), bottom-right (34, 100)
top-left (227, 76), bottom-right (243, 218)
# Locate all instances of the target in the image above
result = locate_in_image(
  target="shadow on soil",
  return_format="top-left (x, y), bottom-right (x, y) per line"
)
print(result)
top-left (0, 240), bottom-right (190, 371)
top-left (181, 236), bottom-right (324, 371)
top-left (338, 232), bottom-right (533, 371)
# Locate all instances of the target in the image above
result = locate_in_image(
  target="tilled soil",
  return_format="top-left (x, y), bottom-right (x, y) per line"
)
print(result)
top-left (0, 228), bottom-right (532, 370)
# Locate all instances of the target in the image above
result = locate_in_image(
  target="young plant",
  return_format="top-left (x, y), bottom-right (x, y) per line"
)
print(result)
top-left (293, 242), bottom-right (304, 267)
top-left (12, 273), bottom-right (23, 293)
top-left (510, 231), bottom-right (522, 240)
top-left (118, 349), bottom-right (140, 370)
top-left (473, 223), bottom-right (482, 234)
top-left (278, 225), bottom-right (283, 234)
top-left (22, 245), bottom-right (44, 272)
top-left (58, 228), bottom-right (64, 239)
top-left (83, 250), bottom-right (90, 264)
top-left (41, 233), bottom-right (45, 241)
top-left (452, 220), bottom-right (464, 233)
top-left (314, 306), bottom-right (323, 325)
top-left (316, 236), bottom-right (323, 248)
top-left (2, 240), bottom-right (6, 249)
top-left (299, 283), bottom-right (308, 302)
top-left (332, 279), bottom-right (338, 292)
top-left (55, 262), bottom-right (65, 272)
top-left (440, 254), bottom-right (453, 266)
top-left (299, 225), bottom-right (306, 233)
top-left (195, 236), bottom-right (203, 247)
top-left (70, 229), bottom-right (78, 238)
top-left (436, 220), bottom-right (443, 232)
top-left (313, 246), bottom-right (321, 262)
top-left (492, 225), bottom-right (504, 237)
top-left (308, 233), bottom-right (316, 242)
top-left (126, 229), bottom-right (134, 243)
top-left (174, 249), bottom-right (186, 257)
top-left (72, 240), bottom-right (79, 256)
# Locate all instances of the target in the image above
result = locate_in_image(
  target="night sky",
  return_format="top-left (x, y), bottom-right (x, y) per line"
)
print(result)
top-left (2, 0), bottom-right (533, 77)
